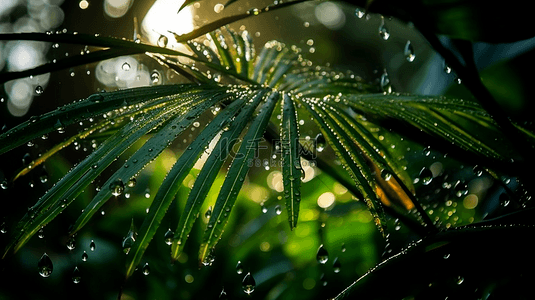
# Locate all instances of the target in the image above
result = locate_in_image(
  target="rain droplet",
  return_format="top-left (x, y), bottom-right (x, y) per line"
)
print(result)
top-left (333, 257), bottom-right (341, 273)
top-left (82, 251), bottom-right (88, 261)
top-left (109, 179), bottom-right (125, 196)
top-left (205, 206), bottom-right (212, 219)
top-left (419, 167), bottom-right (433, 185)
top-left (404, 40), bottom-right (415, 62)
top-left (35, 85), bottom-right (44, 95)
top-left (236, 260), bottom-right (244, 274)
top-left (142, 263), bottom-right (150, 275)
top-left (89, 240), bottom-right (96, 251)
top-left (122, 220), bottom-right (137, 255)
top-left (315, 133), bottom-right (326, 153)
top-left (193, 121), bottom-right (200, 128)
top-left (242, 272), bottom-right (256, 295)
top-left (72, 266), bottom-right (81, 283)
top-left (67, 236), bottom-right (76, 250)
top-left (38, 253), bottom-right (53, 277)
top-left (380, 70), bottom-right (392, 93)
top-left (379, 19), bottom-right (390, 40)
top-left (316, 244), bottom-right (329, 264)
top-left (275, 205), bottom-right (282, 215)
top-left (157, 35), bottom-right (168, 47)
top-left (122, 62), bottom-right (131, 71)
top-left (164, 228), bottom-right (174, 245)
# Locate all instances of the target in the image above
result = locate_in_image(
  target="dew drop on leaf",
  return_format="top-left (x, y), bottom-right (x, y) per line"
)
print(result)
top-left (380, 70), bottom-right (392, 93)
top-left (275, 205), bottom-right (282, 215)
top-left (341, 243), bottom-right (346, 252)
top-left (89, 240), bottom-right (96, 251)
top-left (109, 179), bottom-right (125, 196)
top-left (242, 272), bottom-right (256, 295)
top-left (214, 3), bottom-right (224, 13)
top-left (122, 220), bottom-right (137, 254)
top-left (316, 244), bottom-right (329, 264)
top-left (380, 169), bottom-right (392, 181)
top-left (379, 19), bottom-right (390, 40)
top-left (454, 181), bottom-right (468, 197)
top-left (355, 8), bottom-right (365, 18)
top-left (72, 266), bottom-right (81, 284)
top-left (38, 253), bottom-right (53, 277)
top-left (142, 263), bottom-right (150, 275)
top-left (122, 62), bottom-right (131, 71)
top-left (35, 85), bottom-right (44, 95)
top-left (127, 177), bottom-right (136, 188)
top-left (236, 260), bottom-right (244, 274)
top-left (261, 204), bottom-right (268, 214)
top-left (151, 71), bottom-right (161, 84)
top-left (456, 276), bottom-right (464, 285)
top-left (38, 227), bottom-right (45, 239)
top-left (82, 251), bottom-right (88, 261)
top-left (205, 206), bottom-right (212, 219)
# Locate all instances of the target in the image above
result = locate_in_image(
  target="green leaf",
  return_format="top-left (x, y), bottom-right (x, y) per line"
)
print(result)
top-left (124, 92), bottom-right (246, 278)
top-left (300, 98), bottom-right (385, 233)
top-left (171, 89), bottom-right (268, 261)
top-left (0, 85), bottom-right (196, 155)
top-left (281, 93), bottom-right (301, 229)
top-left (199, 91), bottom-right (280, 265)
top-left (70, 87), bottom-right (230, 235)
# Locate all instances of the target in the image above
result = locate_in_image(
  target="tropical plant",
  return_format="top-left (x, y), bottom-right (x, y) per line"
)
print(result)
top-left (1, 0), bottom-right (534, 299)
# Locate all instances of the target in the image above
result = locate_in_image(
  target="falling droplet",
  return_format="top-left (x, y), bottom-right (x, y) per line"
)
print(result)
top-left (275, 205), bottom-right (282, 215)
top-left (379, 19), bottom-right (390, 40)
top-left (67, 236), bottom-right (76, 250)
top-left (82, 251), bottom-right (88, 261)
top-left (89, 240), bottom-right (96, 251)
top-left (316, 244), bottom-right (329, 264)
top-left (315, 133), bottom-right (326, 153)
top-left (380, 70), bottom-right (392, 93)
top-left (72, 266), bottom-right (81, 283)
top-left (242, 272), bottom-right (256, 295)
top-left (236, 260), bottom-right (244, 274)
top-left (35, 85), bottom-right (44, 95)
top-left (157, 35), bottom-right (168, 47)
top-left (109, 179), bottom-right (125, 196)
top-left (38, 253), bottom-right (53, 277)
top-left (404, 40), bottom-right (415, 62)
top-left (142, 263), bottom-right (150, 275)
top-left (333, 257), bottom-right (341, 273)
top-left (205, 206), bottom-right (212, 219)
top-left (419, 167), bottom-right (433, 185)
top-left (164, 228), bottom-right (174, 245)
top-left (122, 219), bottom-right (137, 255)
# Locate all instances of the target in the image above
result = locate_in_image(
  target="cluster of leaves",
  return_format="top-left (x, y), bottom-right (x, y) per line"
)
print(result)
top-left (1, 0), bottom-right (535, 299)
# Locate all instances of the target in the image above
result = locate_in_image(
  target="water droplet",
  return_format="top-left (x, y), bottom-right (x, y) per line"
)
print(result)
top-left (127, 177), bottom-right (136, 188)
top-left (82, 251), bottom-right (88, 261)
top-left (39, 169), bottom-right (48, 183)
top-left (333, 257), bottom-right (341, 273)
top-left (316, 244), bottom-right (329, 264)
top-left (205, 206), bottom-right (212, 219)
top-left (38, 253), bottom-right (53, 277)
top-left (89, 240), bottom-right (96, 251)
top-left (38, 228), bottom-right (45, 239)
top-left (193, 121), bottom-right (200, 128)
top-left (122, 62), bottom-right (131, 71)
top-left (122, 220), bottom-right (137, 254)
top-left (219, 288), bottom-right (229, 299)
top-left (22, 153), bottom-right (32, 165)
top-left (164, 228), bottom-right (174, 245)
top-left (380, 169), bottom-right (392, 181)
top-left (379, 19), bottom-right (390, 40)
top-left (315, 133), bottom-right (326, 153)
top-left (67, 236), bottom-right (76, 250)
top-left (72, 266), bottom-right (81, 283)
top-left (456, 276), bottom-right (464, 285)
top-left (242, 272), bottom-right (256, 295)
top-left (419, 167), bottom-right (433, 185)
top-left (35, 85), bottom-right (44, 95)
top-left (380, 70), bottom-right (392, 93)
top-left (443, 61), bottom-right (452, 74)
top-left (151, 71), bottom-right (161, 84)
top-left (88, 94), bottom-right (104, 102)
top-left (275, 205), bottom-right (282, 215)
top-left (142, 263), bottom-right (150, 275)
top-left (236, 260), bottom-right (244, 274)
top-left (157, 35), bottom-right (168, 47)
top-left (214, 3), bottom-right (224, 13)
top-left (1, 180), bottom-right (8, 190)
top-left (355, 8), bottom-right (365, 18)
top-left (261, 204), bottom-right (268, 214)
top-left (443, 253), bottom-right (450, 259)
top-left (341, 243), bottom-right (346, 252)
top-left (454, 181), bottom-right (468, 197)
top-left (109, 179), bottom-right (125, 196)
top-left (144, 188), bottom-right (151, 199)
top-left (404, 40), bottom-right (415, 62)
